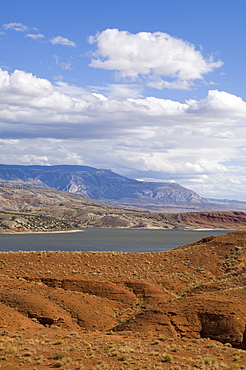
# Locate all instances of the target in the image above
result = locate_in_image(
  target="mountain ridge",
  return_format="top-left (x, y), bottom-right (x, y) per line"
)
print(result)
top-left (0, 164), bottom-right (245, 212)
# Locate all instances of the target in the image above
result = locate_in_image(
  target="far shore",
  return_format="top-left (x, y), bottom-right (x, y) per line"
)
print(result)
top-left (0, 228), bottom-right (84, 235)
top-left (0, 227), bottom-right (234, 235)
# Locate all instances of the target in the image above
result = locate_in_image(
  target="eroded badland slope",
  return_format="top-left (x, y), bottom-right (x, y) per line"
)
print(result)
top-left (2, 184), bottom-right (246, 231)
top-left (1, 231), bottom-right (246, 368)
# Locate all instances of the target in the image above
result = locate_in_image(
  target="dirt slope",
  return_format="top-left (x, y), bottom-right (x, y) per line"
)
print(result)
top-left (1, 231), bottom-right (246, 368)
top-left (2, 184), bottom-right (246, 231)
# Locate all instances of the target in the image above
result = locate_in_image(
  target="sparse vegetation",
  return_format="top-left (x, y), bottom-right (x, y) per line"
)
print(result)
top-left (0, 230), bottom-right (246, 368)
top-left (1, 184), bottom-right (246, 231)
top-left (0, 211), bottom-right (74, 233)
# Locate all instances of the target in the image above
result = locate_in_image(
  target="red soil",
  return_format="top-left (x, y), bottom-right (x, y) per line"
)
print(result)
top-left (1, 230), bottom-right (246, 368)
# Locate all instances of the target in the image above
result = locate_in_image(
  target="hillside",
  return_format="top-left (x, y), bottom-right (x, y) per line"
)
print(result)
top-left (1, 164), bottom-right (246, 212)
top-left (1, 231), bottom-right (246, 368)
top-left (1, 184), bottom-right (246, 231)
top-left (0, 211), bottom-right (74, 233)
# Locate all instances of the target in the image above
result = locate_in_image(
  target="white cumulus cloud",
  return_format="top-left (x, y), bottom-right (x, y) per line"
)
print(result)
top-left (1, 68), bottom-right (246, 199)
top-left (50, 36), bottom-right (76, 47)
top-left (26, 33), bottom-right (44, 40)
top-left (187, 90), bottom-right (246, 116)
top-left (88, 29), bottom-right (223, 90)
top-left (3, 22), bottom-right (30, 32)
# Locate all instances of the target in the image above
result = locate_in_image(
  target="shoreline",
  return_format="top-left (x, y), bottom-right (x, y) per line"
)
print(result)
top-left (0, 227), bottom-right (233, 236)
top-left (0, 228), bottom-right (84, 235)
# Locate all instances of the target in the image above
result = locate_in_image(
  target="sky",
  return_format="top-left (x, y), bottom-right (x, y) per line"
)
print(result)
top-left (1, 0), bottom-right (246, 200)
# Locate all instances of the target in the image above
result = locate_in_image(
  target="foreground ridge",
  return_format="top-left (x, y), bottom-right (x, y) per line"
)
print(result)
top-left (1, 231), bottom-right (246, 368)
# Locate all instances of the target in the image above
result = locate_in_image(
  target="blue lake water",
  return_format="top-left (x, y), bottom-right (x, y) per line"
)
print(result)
top-left (0, 228), bottom-right (230, 253)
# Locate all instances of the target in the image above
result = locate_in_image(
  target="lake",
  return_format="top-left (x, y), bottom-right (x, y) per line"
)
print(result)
top-left (0, 228), bottom-right (231, 253)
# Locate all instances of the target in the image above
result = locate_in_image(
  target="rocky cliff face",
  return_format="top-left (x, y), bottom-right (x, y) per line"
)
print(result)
top-left (1, 164), bottom-right (246, 213)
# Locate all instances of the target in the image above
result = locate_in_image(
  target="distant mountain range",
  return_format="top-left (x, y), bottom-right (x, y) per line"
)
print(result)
top-left (0, 164), bottom-right (246, 212)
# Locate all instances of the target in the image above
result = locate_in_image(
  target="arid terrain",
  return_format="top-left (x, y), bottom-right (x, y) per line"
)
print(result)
top-left (2, 184), bottom-right (246, 232)
top-left (1, 184), bottom-right (246, 368)
top-left (1, 231), bottom-right (246, 368)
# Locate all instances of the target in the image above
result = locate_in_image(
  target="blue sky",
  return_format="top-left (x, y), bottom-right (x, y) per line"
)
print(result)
top-left (1, 0), bottom-right (246, 200)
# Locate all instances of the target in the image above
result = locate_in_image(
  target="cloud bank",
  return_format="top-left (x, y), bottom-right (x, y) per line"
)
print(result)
top-left (1, 68), bottom-right (246, 199)
top-left (88, 29), bottom-right (223, 89)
